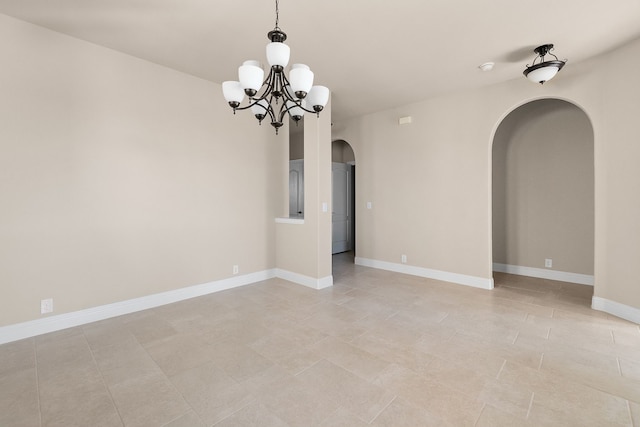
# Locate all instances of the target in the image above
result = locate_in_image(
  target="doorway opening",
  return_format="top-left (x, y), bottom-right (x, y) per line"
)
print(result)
top-left (331, 139), bottom-right (356, 273)
top-left (492, 98), bottom-right (594, 302)
top-left (289, 118), bottom-right (304, 218)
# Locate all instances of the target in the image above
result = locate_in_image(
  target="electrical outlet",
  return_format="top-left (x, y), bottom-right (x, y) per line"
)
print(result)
top-left (401, 254), bottom-right (407, 264)
top-left (233, 265), bottom-right (239, 275)
top-left (545, 258), bottom-right (553, 268)
top-left (41, 298), bottom-right (53, 314)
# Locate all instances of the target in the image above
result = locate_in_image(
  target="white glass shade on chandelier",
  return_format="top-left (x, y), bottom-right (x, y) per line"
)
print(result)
top-left (222, 0), bottom-right (329, 134)
top-left (267, 42), bottom-right (289, 69)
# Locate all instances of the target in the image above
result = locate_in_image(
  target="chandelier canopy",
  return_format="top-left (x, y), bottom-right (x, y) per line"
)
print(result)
top-left (222, 0), bottom-right (329, 134)
top-left (523, 44), bottom-right (567, 84)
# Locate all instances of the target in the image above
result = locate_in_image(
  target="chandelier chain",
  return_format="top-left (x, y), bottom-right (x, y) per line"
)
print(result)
top-left (274, 0), bottom-right (280, 30)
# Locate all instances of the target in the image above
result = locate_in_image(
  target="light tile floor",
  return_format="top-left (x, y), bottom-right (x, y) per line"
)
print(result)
top-left (2, 252), bottom-right (639, 426)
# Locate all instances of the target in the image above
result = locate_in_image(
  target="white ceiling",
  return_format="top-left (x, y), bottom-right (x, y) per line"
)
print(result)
top-left (1, 0), bottom-right (640, 121)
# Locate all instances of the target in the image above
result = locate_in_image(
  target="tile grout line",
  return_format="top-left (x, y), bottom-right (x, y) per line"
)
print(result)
top-left (538, 353), bottom-right (545, 371)
top-left (159, 412), bottom-right (196, 427)
top-left (496, 360), bottom-right (507, 380)
top-left (209, 396), bottom-right (258, 427)
top-left (616, 357), bottom-right (622, 376)
top-left (473, 403), bottom-right (487, 427)
top-left (167, 368), bottom-right (234, 427)
top-left (34, 339), bottom-right (43, 427)
top-left (82, 328), bottom-right (126, 427)
top-left (157, 334), bottom-right (249, 427)
top-left (136, 328), bottom-right (203, 405)
top-left (511, 331), bottom-right (520, 345)
top-left (368, 394), bottom-right (398, 425)
top-left (501, 285), bottom-right (547, 295)
top-left (385, 310), bottom-right (401, 321)
top-left (526, 392), bottom-right (535, 419)
top-left (294, 357), bottom-right (323, 377)
top-left (626, 399), bottom-right (633, 427)
top-left (438, 312), bottom-right (450, 324)
top-left (445, 329), bottom-right (457, 343)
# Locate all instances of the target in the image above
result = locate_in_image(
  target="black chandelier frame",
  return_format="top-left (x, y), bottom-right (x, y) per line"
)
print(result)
top-left (225, 0), bottom-right (325, 134)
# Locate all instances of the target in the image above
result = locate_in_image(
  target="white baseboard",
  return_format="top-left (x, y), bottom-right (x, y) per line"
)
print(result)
top-left (592, 296), bottom-right (640, 325)
top-left (0, 269), bottom-right (277, 346)
top-left (354, 257), bottom-right (494, 290)
top-left (275, 269), bottom-right (333, 290)
top-left (493, 263), bottom-right (594, 286)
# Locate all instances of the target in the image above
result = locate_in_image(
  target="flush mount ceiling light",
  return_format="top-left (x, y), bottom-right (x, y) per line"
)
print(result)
top-left (478, 62), bottom-right (495, 72)
top-left (222, 0), bottom-right (329, 134)
top-left (523, 44), bottom-right (567, 84)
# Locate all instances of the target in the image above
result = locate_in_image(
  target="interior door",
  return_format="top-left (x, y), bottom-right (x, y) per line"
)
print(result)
top-left (332, 162), bottom-right (350, 254)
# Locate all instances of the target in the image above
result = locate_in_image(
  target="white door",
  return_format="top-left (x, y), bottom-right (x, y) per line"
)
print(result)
top-left (332, 162), bottom-right (351, 254)
top-left (289, 160), bottom-right (304, 217)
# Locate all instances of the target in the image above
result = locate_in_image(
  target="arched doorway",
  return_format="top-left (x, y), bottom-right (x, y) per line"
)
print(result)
top-left (331, 139), bottom-right (356, 272)
top-left (492, 99), bottom-right (594, 295)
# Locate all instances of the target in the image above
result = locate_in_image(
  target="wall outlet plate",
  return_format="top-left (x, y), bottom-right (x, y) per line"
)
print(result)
top-left (545, 259), bottom-right (553, 268)
top-left (41, 298), bottom-right (53, 314)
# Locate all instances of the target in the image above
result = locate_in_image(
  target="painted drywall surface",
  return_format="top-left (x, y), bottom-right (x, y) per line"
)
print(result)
top-left (334, 89), bottom-right (498, 278)
top-left (289, 123), bottom-right (304, 160)
top-left (492, 99), bottom-right (594, 274)
top-left (334, 38), bottom-right (640, 310)
top-left (276, 99), bottom-right (332, 280)
top-left (2, 8), bottom-right (638, 324)
top-left (0, 14), bottom-right (284, 326)
top-left (597, 39), bottom-right (640, 307)
top-left (332, 140), bottom-right (355, 163)
top-left (317, 101), bottom-right (334, 280)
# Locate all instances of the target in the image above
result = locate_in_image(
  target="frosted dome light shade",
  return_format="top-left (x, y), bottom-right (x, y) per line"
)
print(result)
top-left (306, 85), bottom-right (330, 108)
top-left (238, 60), bottom-right (264, 92)
top-left (251, 99), bottom-right (269, 116)
top-left (289, 64), bottom-right (314, 97)
top-left (222, 81), bottom-right (245, 103)
top-left (266, 42), bottom-right (290, 68)
top-left (526, 65), bottom-right (559, 83)
top-left (287, 100), bottom-right (306, 117)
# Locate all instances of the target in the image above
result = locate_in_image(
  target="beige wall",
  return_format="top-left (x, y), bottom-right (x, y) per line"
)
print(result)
top-left (333, 36), bottom-right (640, 311)
top-left (0, 14), bottom-right (285, 327)
top-left (276, 99), bottom-right (332, 281)
top-left (289, 122), bottom-right (304, 160)
top-left (492, 99), bottom-right (594, 274)
top-left (332, 140), bottom-right (355, 163)
top-left (2, 11), bottom-right (639, 328)
top-left (596, 39), bottom-right (640, 307)
top-left (334, 91), bottom-right (496, 278)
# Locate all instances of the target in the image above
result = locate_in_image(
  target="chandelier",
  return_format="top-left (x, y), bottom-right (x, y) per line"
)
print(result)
top-left (222, 0), bottom-right (329, 134)
top-left (523, 44), bottom-right (567, 84)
